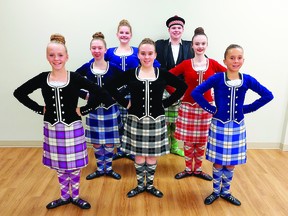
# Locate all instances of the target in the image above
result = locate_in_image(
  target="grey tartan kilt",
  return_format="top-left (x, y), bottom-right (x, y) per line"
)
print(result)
top-left (121, 115), bottom-right (170, 157)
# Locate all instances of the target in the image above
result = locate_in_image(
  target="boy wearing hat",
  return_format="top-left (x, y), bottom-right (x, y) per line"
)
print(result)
top-left (156, 15), bottom-right (194, 157)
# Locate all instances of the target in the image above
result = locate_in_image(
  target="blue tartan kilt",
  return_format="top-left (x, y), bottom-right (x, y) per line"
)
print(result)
top-left (85, 105), bottom-right (122, 145)
top-left (116, 94), bottom-right (131, 126)
top-left (206, 119), bottom-right (247, 165)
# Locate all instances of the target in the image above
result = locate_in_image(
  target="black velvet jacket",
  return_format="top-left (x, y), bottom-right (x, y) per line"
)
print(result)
top-left (155, 39), bottom-right (194, 70)
top-left (107, 67), bottom-right (187, 120)
top-left (75, 61), bottom-right (122, 108)
top-left (14, 71), bottom-right (112, 126)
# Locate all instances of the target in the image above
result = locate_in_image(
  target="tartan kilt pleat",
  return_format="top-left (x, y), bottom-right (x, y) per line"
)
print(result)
top-left (85, 105), bottom-right (122, 144)
top-left (117, 94), bottom-right (131, 125)
top-left (43, 121), bottom-right (88, 170)
top-left (165, 104), bottom-right (180, 123)
top-left (206, 119), bottom-right (247, 165)
top-left (163, 90), bottom-right (180, 123)
top-left (121, 115), bottom-right (169, 157)
top-left (175, 103), bottom-right (212, 143)
top-left (118, 104), bottom-right (128, 125)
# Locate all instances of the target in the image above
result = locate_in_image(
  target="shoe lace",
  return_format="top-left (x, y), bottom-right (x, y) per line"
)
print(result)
top-left (208, 193), bottom-right (218, 201)
top-left (228, 195), bottom-right (236, 202)
top-left (74, 198), bottom-right (87, 205)
top-left (208, 195), bottom-right (215, 201)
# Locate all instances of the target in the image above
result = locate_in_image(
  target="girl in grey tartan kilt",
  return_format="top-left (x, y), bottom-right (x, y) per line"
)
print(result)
top-left (108, 38), bottom-right (187, 198)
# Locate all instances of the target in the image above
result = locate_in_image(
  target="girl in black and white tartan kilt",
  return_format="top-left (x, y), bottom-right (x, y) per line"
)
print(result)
top-left (108, 38), bottom-right (187, 198)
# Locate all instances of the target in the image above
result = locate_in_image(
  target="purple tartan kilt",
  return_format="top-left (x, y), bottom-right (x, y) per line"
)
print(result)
top-left (42, 121), bottom-right (88, 170)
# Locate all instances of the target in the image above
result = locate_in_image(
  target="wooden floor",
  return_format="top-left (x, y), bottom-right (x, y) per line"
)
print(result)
top-left (0, 148), bottom-right (288, 216)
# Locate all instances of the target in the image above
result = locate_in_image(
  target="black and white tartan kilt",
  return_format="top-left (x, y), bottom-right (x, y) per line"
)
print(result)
top-left (121, 115), bottom-right (170, 157)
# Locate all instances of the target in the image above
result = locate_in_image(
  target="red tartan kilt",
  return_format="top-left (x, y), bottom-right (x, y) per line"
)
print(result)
top-left (175, 103), bottom-right (212, 143)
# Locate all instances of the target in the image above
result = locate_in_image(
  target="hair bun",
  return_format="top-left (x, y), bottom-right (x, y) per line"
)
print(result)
top-left (194, 27), bottom-right (205, 35)
top-left (119, 19), bottom-right (130, 26)
top-left (117, 19), bottom-right (132, 34)
top-left (50, 34), bottom-right (66, 44)
top-left (92, 32), bottom-right (105, 39)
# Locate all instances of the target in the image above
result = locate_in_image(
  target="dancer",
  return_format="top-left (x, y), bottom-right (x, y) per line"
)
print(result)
top-left (105, 19), bottom-right (141, 160)
top-left (14, 34), bottom-right (112, 210)
top-left (192, 44), bottom-right (273, 205)
top-left (170, 27), bottom-right (226, 181)
top-left (156, 15), bottom-right (194, 157)
top-left (108, 38), bottom-right (187, 198)
top-left (75, 32), bottom-right (122, 181)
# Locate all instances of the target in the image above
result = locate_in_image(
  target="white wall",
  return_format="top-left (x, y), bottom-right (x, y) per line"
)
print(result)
top-left (1, 0), bottom-right (287, 149)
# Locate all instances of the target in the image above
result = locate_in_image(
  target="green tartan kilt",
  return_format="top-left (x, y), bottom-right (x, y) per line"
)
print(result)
top-left (165, 102), bottom-right (180, 123)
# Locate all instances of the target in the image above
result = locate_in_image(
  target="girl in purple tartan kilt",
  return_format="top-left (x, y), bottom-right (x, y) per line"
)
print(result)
top-left (107, 38), bottom-right (187, 198)
top-left (14, 34), bottom-right (113, 210)
top-left (75, 32), bottom-right (122, 181)
top-left (192, 44), bottom-right (273, 206)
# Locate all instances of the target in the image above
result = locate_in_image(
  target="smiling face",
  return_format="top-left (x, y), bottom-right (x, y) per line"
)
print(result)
top-left (138, 43), bottom-right (156, 68)
top-left (192, 35), bottom-right (208, 55)
top-left (117, 26), bottom-right (132, 45)
top-left (168, 24), bottom-right (184, 41)
top-left (46, 42), bottom-right (68, 71)
top-left (90, 39), bottom-right (107, 60)
top-left (223, 47), bottom-right (244, 73)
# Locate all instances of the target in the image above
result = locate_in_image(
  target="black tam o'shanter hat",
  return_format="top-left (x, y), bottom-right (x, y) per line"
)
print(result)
top-left (166, 15), bottom-right (185, 28)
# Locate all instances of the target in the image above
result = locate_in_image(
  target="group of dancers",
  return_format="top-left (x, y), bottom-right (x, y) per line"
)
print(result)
top-left (14, 15), bottom-right (273, 210)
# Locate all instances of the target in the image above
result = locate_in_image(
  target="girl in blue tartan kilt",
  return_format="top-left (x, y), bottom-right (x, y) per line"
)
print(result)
top-left (108, 38), bottom-right (187, 198)
top-left (14, 34), bottom-right (113, 210)
top-left (75, 32), bottom-right (123, 181)
top-left (192, 44), bottom-right (273, 206)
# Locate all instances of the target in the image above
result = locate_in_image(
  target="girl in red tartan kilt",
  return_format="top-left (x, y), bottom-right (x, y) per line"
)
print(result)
top-left (168, 27), bottom-right (226, 181)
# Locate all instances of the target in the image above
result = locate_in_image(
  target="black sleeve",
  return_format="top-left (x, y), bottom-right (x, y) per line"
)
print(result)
top-left (106, 71), bottom-right (130, 108)
top-left (73, 73), bottom-right (113, 115)
top-left (75, 63), bottom-right (90, 100)
top-left (13, 73), bottom-right (45, 115)
top-left (162, 70), bottom-right (187, 107)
